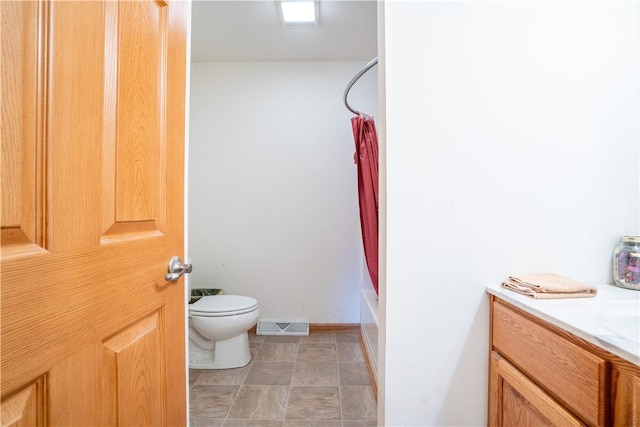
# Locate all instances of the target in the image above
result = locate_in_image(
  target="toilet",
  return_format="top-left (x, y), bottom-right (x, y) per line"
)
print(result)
top-left (188, 295), bottom-right (259, 369)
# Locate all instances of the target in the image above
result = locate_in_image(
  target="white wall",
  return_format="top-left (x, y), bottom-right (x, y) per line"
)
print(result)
top-left (380, 2), bottom-right (639, 425)
top-left (188, 61), bottom-right (377, 323)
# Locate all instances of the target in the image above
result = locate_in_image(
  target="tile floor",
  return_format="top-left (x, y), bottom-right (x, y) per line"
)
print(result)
top-left (189, 333), bottom-right (377, 427)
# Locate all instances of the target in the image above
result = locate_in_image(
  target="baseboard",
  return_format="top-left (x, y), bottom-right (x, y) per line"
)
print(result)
top-left (249, 323), bottom-right (360, 335)
top-left (310, 323), bottom-right (360, 334)
top-left (359, 332), bottom-right (378, 399)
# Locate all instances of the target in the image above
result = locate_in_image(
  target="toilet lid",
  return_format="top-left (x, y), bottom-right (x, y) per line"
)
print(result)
top-left (189, 295), bottom-right (258, 316)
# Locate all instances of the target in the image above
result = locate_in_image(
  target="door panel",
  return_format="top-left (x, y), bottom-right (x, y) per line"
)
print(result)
top-left (0, 379), bottom-right (45, 427)
top-left (0, 0), bottom-right (44, 252)
top-left (502, 382), bottom-right (554, 427)
top-left (489, 352), bottom-right (584, 427)
top-left (113, 0), bottom-right (164, 227)
top-left (103, 311), bottom-right (164, 427)
top-left (1, 1), bottom-right (188, 425)
top-left (48, 0), bottom-right (105, 251)
top-left (611, 366), bottom-right (640, 427)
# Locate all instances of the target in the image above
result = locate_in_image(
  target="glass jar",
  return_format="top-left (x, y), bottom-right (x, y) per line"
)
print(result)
top-left (613, 236), bottom-right (640, 290)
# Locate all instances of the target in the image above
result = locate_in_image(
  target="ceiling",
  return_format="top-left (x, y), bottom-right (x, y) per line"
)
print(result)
top-left (190, 0), bottom-right (378, 62)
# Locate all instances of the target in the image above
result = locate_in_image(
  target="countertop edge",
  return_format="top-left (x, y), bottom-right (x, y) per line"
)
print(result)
top-left (487, 283), bottom-right (640, 367)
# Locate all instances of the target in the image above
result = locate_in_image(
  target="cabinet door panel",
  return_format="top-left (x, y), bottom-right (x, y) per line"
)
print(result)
top-left (611, 365), bottom-right (640, 427)
top-left (502, 382), bottom-right (554, 427)
top-left (493, 301), bottom-right (605, 425)
top-left (489, 352), bottom-right (585, 427)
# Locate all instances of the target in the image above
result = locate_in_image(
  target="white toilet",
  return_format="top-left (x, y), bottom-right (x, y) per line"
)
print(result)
top-left (188, 295), bottom-right (259, 369)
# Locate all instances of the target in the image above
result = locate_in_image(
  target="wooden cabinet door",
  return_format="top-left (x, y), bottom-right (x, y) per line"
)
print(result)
top-left (611, 365), bottom-right (640, 427)
top-left (1, 0), bottom-right (188, 425)
top-left (489, 352), bottom-right (585, 427)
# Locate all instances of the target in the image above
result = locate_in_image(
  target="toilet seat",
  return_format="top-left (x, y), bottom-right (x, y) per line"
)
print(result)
top-left (189, 295), bottom-right (258, 317)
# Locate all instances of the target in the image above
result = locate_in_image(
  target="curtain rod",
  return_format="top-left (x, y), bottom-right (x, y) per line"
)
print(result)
top-left (343, 57), bottom-right (378, 116)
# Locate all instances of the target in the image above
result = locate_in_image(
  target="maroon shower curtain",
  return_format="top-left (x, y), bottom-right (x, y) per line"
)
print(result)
top-left (351, 115), bottom-right (379, 295)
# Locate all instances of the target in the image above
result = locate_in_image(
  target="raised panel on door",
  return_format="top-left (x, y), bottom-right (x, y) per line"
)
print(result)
top-left (47, 310), bottom-right (169, 426)
top-left (0, 1), bottom-right (188, 425)
top-left (102, 311), bottom-right (165, 426)
top-left (0, 379), bottom-right (45, 427)
top-left (103, 0), bottom-right (169, 239)
top-left (0, 0), bottom-right (45, 255)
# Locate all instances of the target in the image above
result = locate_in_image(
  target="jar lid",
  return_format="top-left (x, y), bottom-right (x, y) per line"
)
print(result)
top-left (620, 236), bottom-right (640, 243)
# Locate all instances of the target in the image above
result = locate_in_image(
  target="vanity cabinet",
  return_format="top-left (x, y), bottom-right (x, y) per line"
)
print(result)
top-left (489, 296), bottom-right (640, 427)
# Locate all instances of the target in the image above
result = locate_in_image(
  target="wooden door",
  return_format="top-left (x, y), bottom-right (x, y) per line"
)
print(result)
top-left (489, 353), bottom-right (585, 427)
top-left (1, 0), bottom-right (188, 425)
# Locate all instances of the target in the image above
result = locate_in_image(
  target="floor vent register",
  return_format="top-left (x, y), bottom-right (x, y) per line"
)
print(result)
top-left (256, 320), bottom-right (309, 336)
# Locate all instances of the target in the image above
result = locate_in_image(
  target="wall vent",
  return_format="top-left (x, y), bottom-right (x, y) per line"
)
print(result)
top-left (257, 319), bottom-right (309, 336)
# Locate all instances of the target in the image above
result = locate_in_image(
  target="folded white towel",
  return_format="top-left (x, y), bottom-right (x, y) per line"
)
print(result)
top-left (502, 273), bottom-right (597, 299)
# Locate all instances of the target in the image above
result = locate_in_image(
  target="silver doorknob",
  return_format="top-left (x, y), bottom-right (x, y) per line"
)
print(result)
top-left (165, 256), bottom-right (192, 282)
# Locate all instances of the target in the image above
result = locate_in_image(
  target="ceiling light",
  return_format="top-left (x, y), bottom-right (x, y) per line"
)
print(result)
top-left (279, 1), bottom-right (318, 26)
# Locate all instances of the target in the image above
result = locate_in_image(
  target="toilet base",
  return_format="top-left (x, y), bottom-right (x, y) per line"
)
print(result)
top-left (189, 332), bottom-right (252, 369)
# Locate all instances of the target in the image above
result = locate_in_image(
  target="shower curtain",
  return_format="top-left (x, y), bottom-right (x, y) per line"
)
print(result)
top-left (351, 114), bottom-right (379, 295)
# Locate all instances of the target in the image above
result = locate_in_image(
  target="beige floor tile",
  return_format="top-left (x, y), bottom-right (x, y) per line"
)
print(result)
top-left (227, 385), bottom-right (289, 420)
top-left (256, 343), bottom-right (298, 362)
top-left (248, 334), bottom-right (265, 343)
top-left (224, 419), bottom-right (284, 427)
top-left (283, 421), bottom-right (342, 427)
top-left (336, 343), bottom-right (365, 362)
top-left (263, 335), bottom-right (301, 343)
top-left (299, 334), bottom-right (336, 343)
top-left (336, 334), bottom-right (360, 343)
top-left (340, 386), bottom-right (377, 421)
top-left (190, 417), bottom-right (225, 426)
top-left (342, 421), bottom-right (378, 427)
top-left (189, 333), bottom-right (377, 425)
top-left (190, 385), bottom-right (239, 418)
top-left (195, 365), bottom-right (251, 386)
top-left (245, 361), bottom-right (295, 385)
top-left (250, 342), bottom-right (261, 359)
top-left (285, 387), bottom-right (341, 421)
top-left (190, 369), bottom-right (205, 386)
top-left (291, 361), bottom-right (339, 387)
top-left (338, 362), bottom-right (371, 386)
top-left (296, 343), bottom-right (337, 362)
top-left (190, 384), bottom-right (239, 399)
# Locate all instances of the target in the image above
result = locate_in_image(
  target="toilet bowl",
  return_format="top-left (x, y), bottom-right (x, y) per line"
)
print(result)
top-left (189, 295), bottom-right (259, 369)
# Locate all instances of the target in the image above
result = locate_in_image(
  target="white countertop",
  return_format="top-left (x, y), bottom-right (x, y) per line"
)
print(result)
top-left (487, 283), bottom-right (640, 367)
